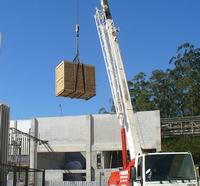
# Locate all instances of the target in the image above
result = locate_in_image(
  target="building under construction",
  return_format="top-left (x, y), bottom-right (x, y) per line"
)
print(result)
top-left (1, 0), bottom-right (200, 185)
top-left (7, 110), bottom-right (160, 185)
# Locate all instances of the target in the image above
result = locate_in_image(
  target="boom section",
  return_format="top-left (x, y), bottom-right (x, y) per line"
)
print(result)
top-left (95, 3), bottom-right (142, 158)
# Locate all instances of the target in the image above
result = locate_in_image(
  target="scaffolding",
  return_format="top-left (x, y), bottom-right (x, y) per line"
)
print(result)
top-left (9, 127), bottom-right (54, 166)
top-left (161, 116), bottom-right (200, 138)
top-left (0, 163), bottom-right (45, 186)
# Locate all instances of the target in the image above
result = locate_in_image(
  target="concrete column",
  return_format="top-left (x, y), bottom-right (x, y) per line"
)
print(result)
top-left (0, 104), bottom-right (10, 186)
top-left (30, 118), bottom-right (38, 185)
top-left (14, 120), bottom-right (17, 129)
top-left (85, 115), bottom-right (92, 181)
top-left (13, 121), bottom-right (18, 163)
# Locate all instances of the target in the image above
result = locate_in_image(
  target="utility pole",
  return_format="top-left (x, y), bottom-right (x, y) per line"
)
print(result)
top-left (59, 104), bottom-right (63, 116)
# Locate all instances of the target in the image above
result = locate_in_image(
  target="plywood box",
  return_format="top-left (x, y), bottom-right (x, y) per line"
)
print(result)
top-left (55, 61), bottom-right (96, 100)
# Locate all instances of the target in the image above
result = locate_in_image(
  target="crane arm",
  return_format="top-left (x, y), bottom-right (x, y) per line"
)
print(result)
top-left (101, 0), bottom-right (112, 19)
top-left (95, 1), bottom-right (142, 158)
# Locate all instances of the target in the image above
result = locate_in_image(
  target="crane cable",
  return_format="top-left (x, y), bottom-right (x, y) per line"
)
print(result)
top-left (71, 0), bottom-right (86, 97)
top-left (73, 0), bottom-right (80, 63)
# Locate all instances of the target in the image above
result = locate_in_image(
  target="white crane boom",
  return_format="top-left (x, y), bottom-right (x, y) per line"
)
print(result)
top-left (95, 0), bottom-right (142, 158)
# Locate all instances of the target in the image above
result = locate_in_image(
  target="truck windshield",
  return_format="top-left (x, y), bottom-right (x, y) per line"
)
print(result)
top-left (145, 154), bottom-right (196, 182)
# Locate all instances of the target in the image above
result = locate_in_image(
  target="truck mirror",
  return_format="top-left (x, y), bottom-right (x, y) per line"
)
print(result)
top-left (131, 167), bottom-right (136, 181)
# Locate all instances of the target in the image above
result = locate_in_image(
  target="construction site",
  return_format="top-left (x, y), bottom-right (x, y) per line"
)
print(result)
top-left (0, 0), bottom-right (200, 186)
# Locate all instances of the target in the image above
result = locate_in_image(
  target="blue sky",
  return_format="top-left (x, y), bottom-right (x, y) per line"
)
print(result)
top-left (0, 0), bottom-right (200, 120)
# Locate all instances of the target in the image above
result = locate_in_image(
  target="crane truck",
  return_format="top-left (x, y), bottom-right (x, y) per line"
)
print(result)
top-left (94, 0), bottom-right (198, 185)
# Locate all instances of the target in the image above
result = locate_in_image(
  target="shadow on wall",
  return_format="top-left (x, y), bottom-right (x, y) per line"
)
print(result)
top-left (38, 152), bottom-right (86, 181)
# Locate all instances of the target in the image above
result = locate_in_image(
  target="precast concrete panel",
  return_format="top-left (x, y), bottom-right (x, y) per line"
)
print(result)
top-left (92, 114), bottom-right (121, 151)
top-left (92, 111), bottom-right (161, 151)
top-left (10, 120), bottom-right (31, 133)
top-left (136, 110), bottom-right (161, 151)
top-left (10, 111), bottom-right (161, 153)
top-left (37, 115), bottom-right (90, 152)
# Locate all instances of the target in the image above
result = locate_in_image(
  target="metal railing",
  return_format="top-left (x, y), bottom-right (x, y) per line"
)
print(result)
top-left (8, 127), bottom-right (54, 166)
top-left (0, 163), bottom-right (45, 186)
top-left (161, 116), bottom-right (200, 138)
top-left (47, 181), bottom-right (101, 186)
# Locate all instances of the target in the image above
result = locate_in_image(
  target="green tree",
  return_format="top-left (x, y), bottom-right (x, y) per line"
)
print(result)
top-left (149, 70), bottom-right (174, 117)
top-left (129, 43), bottom-right (200, 117)
top-left (101, 43), bottom-right (200, 117)
top-left (169, 43), bottom-right (200, 116)
top-left (162, 136), bottom-right (200, 163)
top-left (129, 72), bottom-right (154, 111)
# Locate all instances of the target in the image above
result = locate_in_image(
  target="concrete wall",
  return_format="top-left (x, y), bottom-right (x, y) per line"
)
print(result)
top-left (35, 111), bottom-right (161, 153)
top-left (10, 110), bottom-right (161, 182)
top-left (37, 115), bottom-right (91, 152)
top-left (137, 111), bottom-right (161, 150)
top-left (11, 111), bottom-right (161, 152)
top-left (10, 120), bottom-right (31, 132)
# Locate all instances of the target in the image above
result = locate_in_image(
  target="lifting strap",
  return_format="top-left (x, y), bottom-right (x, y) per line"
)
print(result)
top-left (70, 0), bottom-right (86, 98)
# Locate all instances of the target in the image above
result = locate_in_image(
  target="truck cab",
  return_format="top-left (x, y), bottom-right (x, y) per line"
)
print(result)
top-left (132, 152), bottom-right (198, 186)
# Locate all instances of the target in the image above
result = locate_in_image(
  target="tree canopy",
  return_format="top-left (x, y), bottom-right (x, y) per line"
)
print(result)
top-left (99, 43), bottom-right (200, 118)
top-left (130, 43), bottom-right (200, 117)
top-left (98, 43), bottom-right (200, 163)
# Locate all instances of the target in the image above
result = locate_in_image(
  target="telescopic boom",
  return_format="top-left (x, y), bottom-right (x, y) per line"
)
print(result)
top-left (95, 0), bottom-right (143, 159)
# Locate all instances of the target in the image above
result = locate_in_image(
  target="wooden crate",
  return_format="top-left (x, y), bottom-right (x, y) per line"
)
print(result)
top-left (81, 65), bottom-right (96, 100)
top-left (55, 61), bottom-right (96, 100)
